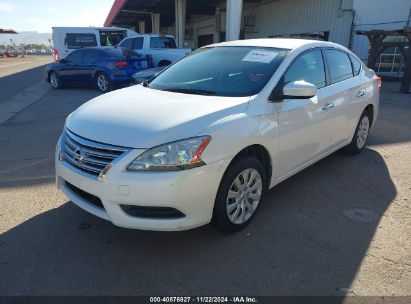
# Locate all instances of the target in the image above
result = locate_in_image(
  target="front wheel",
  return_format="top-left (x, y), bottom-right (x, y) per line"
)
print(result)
top-left (342, 110), bottom-right (371, 154)
top-left (49, 72), bottom-right (63, 89)
top-left (213, 157), bottom-right (266, 232)
top-left (96, 73), bottom-right (112, 93)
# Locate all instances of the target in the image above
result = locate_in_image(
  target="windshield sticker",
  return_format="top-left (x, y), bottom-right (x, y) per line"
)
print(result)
top-left (242, 50), bottom-right (278, 64)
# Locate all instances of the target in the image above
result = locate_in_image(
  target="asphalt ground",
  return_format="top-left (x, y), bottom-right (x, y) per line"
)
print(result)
top-left (0, 56), bottom-right (410, 298)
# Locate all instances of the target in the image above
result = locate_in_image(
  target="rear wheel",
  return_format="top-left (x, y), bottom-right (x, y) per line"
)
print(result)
top-left (96, 73), bottom-right (112, 93)
top-left (49, 72), bottom-right (62, 89)
top-left (342, 110), bottom-right (371, 154)
top-left (213, 157), bottom-right (266, 232)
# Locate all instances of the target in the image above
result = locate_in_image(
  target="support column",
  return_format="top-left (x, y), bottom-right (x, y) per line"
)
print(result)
top-left (226, 0), bottom-right (243, 41)
top-left (400, 31), bottom-right (411, 94)
top-left (366, 33), bottom-right (386, 71)
top-left (139, 21), bottom-right (146, 34)
top-left (175, 0), bottom-right (187, 48)
top-left (152, 13), bottom-right (160, 34)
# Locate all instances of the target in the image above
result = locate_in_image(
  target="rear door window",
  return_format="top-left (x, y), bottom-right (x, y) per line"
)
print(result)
top-left (65, 50), bottom-right (83, 64)
top-left (132, 37), bottom-right (144, 49)
top-left (325, 49), bottom-right (354, 84)
top-left (65, 33), bottom-right (97, 49)
top-left (119, 37), bottom-right (144, 50)
top-left (350, 55), bottom-right (362, 76)
top-left (81, 49), bottom-right (102, 64)
top-left (119, 38), bottom-right (133, 49)
top-left (150, 37), bottom-right (177, 49)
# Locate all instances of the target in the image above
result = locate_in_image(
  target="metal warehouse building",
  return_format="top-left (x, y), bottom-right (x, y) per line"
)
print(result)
top-left (105, 0), bottom-right (411, 77)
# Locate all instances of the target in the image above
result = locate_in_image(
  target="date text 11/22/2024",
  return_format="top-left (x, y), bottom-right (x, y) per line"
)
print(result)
top-left (149, 297), bottom-right (258, 303)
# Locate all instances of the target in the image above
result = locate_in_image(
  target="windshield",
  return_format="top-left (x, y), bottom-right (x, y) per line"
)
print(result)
top-left (149, 46), bottom-right (289, 97)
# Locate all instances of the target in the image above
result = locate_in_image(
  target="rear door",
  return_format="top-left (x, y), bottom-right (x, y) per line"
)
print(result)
top-left (274, 49), bottom-right (335, 179)
top-left (323, 49), bottom-right (365, 146)
top-left (59, 50), bottom-right (84, 83)
top-left (80, 49), bottom-right (101, 83)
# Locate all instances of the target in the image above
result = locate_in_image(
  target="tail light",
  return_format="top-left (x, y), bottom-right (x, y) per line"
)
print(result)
top-left (376, 76), bottom-right (382, 90)
top-left (115, 60), bottom-right (128, 68)
top-left (54, 49), bottom-right (59, 62)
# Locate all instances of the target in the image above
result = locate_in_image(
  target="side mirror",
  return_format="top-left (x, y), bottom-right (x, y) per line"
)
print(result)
top-left (283, 80), bottom-right (317, 99)
top-left (60, 58), bottom-right (67, 64)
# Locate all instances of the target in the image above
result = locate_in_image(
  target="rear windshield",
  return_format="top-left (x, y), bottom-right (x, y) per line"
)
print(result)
top-left (103, 48), bottom-right (138, 58)
top-left (150, 37), bottom-right (177, 49)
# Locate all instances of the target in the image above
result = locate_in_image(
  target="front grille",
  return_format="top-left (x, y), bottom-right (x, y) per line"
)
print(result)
top-left (62, 129), bottom-right (130, 178)
top-left (65, 181), bottom-right (104, 209)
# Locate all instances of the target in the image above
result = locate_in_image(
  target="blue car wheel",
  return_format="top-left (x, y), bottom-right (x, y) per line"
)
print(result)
top-left (96, 73), bottom-right (112, 93)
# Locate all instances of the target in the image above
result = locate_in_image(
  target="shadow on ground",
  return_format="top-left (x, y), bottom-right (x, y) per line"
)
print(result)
top-left (0, 148), bottom-right (396, 296)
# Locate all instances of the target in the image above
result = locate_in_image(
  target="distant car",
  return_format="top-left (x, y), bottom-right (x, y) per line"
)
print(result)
top-left (118, 34), bottom-right (192, 67)
top-left (4, 50), bottom-right (18, 57)
top-left (0, 51), bottom-right (3, 57)
top-left (132, 66), bottom-right (165, 84)
top-left (44, 47), bottom-right (153, 92)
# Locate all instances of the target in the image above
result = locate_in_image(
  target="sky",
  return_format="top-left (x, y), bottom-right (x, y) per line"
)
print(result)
top-left (0, 0), bottom-right (114, 33)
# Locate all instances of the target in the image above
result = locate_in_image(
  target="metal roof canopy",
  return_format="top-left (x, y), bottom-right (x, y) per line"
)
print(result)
top-left (356, 27), bottom-right (411, 94)
top-left (105, 0), bottom-right (261, 30)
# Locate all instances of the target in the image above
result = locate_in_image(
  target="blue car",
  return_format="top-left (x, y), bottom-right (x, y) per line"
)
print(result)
top-left (45, 47), bottom-right (152, 92)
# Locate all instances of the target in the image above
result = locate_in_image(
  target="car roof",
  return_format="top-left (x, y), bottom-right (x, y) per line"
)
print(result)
top-left (207, 38), bottom-right (338, 50)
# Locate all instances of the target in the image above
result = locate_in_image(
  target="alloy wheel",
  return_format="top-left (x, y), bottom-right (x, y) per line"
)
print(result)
top-left (50, 73), bottom-right (59, 88)
top-left (97, 74), bottom-right (109, 92)
top-left (357, 115), bottom-right (370, 149)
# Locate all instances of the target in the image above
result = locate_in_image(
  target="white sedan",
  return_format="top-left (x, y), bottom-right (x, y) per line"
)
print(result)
top-left (55, 39), bottom-right (380, 232)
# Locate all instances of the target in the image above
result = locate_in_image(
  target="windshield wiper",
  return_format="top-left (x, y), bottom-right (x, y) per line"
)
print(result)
top-left (163, 88), bottom-right (217, 96)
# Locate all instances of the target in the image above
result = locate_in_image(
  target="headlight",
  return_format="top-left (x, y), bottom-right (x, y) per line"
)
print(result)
top-left (127, 136), bottom-right (212, 171)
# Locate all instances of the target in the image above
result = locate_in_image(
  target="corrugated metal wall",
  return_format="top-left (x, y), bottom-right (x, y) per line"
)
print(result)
top-left (352, 0), bottom-right (411, 60)
top-left (243, 0), bottom-right (354, 46)
top-left (188, 0), bottom-right (411, 59)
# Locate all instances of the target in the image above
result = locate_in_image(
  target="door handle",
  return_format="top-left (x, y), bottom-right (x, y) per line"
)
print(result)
top-left (322, 103), bottom-right (334, 111)
top-left (356, 90), bottom-right (365, 97)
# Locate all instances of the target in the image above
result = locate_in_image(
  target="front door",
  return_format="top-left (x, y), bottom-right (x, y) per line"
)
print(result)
top-left (273, 49), bottom-right (335, 179)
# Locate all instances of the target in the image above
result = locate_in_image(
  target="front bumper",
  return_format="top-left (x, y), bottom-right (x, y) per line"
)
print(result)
top-left (55, 137), bottom-right (229, 231)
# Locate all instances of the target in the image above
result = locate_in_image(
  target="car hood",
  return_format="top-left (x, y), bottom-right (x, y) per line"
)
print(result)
top-left (66, 85), bottom-right (250, 148)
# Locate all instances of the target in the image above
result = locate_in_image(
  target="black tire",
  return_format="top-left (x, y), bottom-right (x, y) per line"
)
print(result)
top-left (95, 72), bottom-right (112, 93)
top-left (213, 157), bottom-right (267, 232)
top-left (342, 109), bottom-right (371, 155)
top-left (49, 72), bottom-right (63, 89)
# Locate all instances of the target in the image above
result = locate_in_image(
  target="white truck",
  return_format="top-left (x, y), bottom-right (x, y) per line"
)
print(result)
top-left (118, 34), bottom-right (192, 67)
top-left (52, 27), bottom-right (138, 62)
